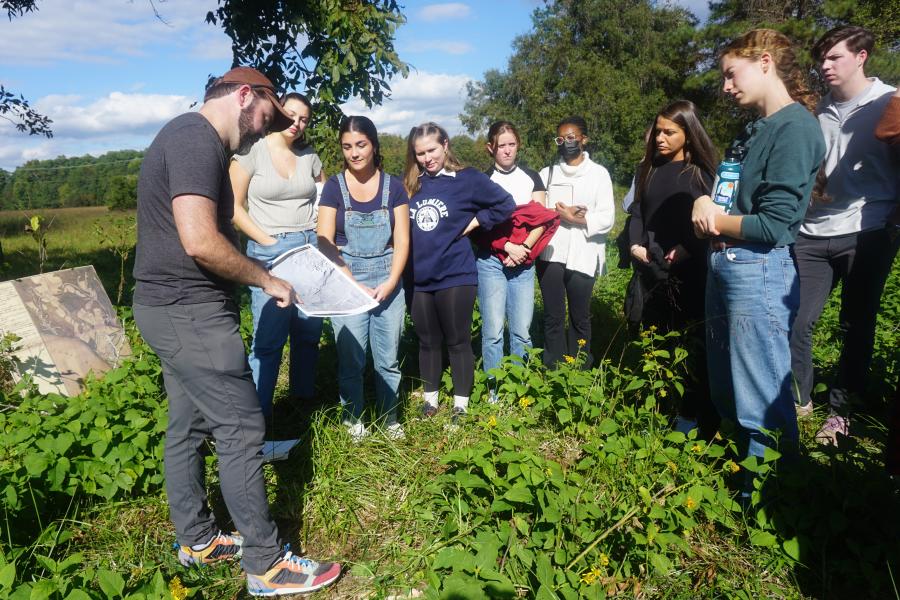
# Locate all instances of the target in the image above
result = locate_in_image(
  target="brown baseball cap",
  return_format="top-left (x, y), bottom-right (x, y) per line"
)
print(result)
top-left (217, 66), bottom-right (294, 132)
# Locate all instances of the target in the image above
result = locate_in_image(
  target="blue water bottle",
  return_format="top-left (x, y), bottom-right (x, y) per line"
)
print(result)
top-left (711, 146), bottom-right (745, 212)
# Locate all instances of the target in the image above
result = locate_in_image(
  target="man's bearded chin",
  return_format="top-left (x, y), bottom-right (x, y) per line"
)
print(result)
top-left (235, 100), bottom-right (264, 155)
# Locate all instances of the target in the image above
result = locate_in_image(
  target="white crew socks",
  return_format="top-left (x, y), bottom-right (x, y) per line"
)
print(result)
top-left (424, 390), bottom-right (439, 408)
top-left (453, 395), bottom-right (469, 412)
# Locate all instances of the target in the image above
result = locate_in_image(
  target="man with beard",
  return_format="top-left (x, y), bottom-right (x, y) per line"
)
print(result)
top-left (132, 67), bottom-right (341, 596)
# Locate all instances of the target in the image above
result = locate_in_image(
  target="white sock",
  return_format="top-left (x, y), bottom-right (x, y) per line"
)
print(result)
top-left (424, 390), bottom-right (439, 407)
top-left (453, 395), bottom-right (469, 411)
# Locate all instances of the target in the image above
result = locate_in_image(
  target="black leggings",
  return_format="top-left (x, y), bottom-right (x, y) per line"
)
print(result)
top-left (411, 286), bottom-right (477, 395)
top-left (537, 260), bottom-right (595, 368)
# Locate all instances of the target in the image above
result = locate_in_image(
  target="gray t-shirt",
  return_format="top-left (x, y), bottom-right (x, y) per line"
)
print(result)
top-left (233, 138), bottom-right (322, 234)
top-left (133, 112), bottom-right (238, 305)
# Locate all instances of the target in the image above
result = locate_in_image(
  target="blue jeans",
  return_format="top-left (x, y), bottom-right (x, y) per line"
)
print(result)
top-left (705, 244), bottom-right (799, 461)
top-left (246, 231), bottom-right (323, 416)
top-left (476, 254), bottom-right (535, 374)
top-left (331, 253), bottom-right (405, 424)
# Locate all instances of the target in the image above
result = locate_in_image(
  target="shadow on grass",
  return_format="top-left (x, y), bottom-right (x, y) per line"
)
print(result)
top-left (759, 434), bottom-right (900, 599)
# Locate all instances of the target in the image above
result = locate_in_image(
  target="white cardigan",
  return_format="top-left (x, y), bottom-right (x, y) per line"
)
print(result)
top-left (539, 153), bottom-right (615, 277)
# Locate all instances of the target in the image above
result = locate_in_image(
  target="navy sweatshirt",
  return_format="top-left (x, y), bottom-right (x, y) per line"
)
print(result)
top-left (409, 167), bottom-right (516, 291)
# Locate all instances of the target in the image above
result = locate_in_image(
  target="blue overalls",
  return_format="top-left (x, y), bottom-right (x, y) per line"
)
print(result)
top-left (332, 172), bottom-right (405, 426)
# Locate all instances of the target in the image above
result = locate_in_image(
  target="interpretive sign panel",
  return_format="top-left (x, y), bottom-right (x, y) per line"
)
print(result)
top-left (0, 266), bottom-right (132, 396)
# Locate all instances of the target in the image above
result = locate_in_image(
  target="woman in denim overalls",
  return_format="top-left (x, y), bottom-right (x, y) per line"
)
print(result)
top-left (318, 116), bottom-right (410, 440)
top-left (230, 92), bottom-right (326, 417)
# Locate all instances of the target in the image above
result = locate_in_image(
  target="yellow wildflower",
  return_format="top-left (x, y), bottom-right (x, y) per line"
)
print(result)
top-left (599, 553), bottom-right (610, 567)
top-left (649, 325), bottom-right (657, 332)
top-left (725, 460), bottom-right (740, 474)
top-left (581, 565), bottom-right (603, 585)
top-left (659, 389), bottom-right (668, 398)
top-left (169, 576), bottom-right (188, 600)
top-left (685, 496), bottom-right (697, 510)
top-left (690, 443), bottom-right (703, 454)
top-left (487, 415), bottom-right (498, 428)
top-left (564, 355), bottom-right (576, 364)
top-left (666, 461), bottom-right (678, 473)
top-left (577, 338), bottom-right (587, 347)
top-left (519, 396), bottom-right (533, 409)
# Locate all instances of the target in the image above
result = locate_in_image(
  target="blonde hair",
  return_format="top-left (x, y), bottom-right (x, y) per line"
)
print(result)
top-left (720, 28), bottom-right (818, 112)
top-left (403, 122), bottom-right (463, 197)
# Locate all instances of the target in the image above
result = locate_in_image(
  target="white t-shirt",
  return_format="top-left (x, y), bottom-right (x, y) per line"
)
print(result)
top-left (486, 164), bottom-right (546, 206)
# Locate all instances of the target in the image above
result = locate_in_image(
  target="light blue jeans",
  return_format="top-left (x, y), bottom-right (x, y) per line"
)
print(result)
top-left (476, 253), bottom-right (536, 374)
top-left (331, 252), bottom-right (405, 425)
top-left (705, 243), bottom-right (799, 461)
top-left (246, 230), bottom-right (323, 416)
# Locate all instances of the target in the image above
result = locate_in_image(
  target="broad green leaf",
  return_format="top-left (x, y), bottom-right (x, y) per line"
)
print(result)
top-left (782, 537), bottom-right (801, 561)
top-left (23, 453), bottom-right (49, 477)
top-left (503, 485), bottom-right (533, 504)
top-left (29, 580), bottom-right (56, 600)
top-left (97, 569), bottom-right (125, 597)
top-left (749, 531), bottom-right (777, 547)
top-left (0, 562), bottom-right (15, 590)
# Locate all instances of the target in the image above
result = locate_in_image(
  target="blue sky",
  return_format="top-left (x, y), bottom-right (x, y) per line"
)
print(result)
top-left (0, 0), bottom-right (709, 171)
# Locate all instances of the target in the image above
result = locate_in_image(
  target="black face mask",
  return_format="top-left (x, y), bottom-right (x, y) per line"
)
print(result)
top-left (558, 139), bottom-right (582, 160)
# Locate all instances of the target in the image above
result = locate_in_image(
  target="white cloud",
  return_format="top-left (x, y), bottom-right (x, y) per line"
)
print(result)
top-left (0, 91), bottom-right (195, 170)
top-left (341, 70), bottom-right (472, 136)
top-left (406, 40), bottom-right (474, 55)
top-left (0, 73), bottom-right (473, 171)
top-left (34, 92), bottom-right (196, 138)
top-left (0, 0), bottom-right (224, 66)
top-left (417, 3), bottom-right (471, 22)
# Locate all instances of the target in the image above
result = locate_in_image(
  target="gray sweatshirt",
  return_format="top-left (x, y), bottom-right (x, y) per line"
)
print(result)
top-left (801, 78), bottom-right (898, 237)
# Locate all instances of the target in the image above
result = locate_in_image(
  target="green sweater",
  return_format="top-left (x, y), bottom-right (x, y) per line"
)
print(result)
top-left (731, 102), bottom-right (826, 246)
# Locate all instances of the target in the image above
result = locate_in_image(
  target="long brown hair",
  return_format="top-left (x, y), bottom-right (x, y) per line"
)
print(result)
top-left (720, 28), bottom-right (818, 112)
top-left (634, 100), bottom-right (719, 204)
top-left (403, 122), bottom-right (463, 197)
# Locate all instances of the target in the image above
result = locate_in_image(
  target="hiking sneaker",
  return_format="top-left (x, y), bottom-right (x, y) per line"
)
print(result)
top-left (385, 421), bottom-right (405, 440)
top-left (795, 400), bottom-right (814, 418)
top-left (177, 531), bottom-right (243, 566)
top-left (246, 551), bottom-right (341, 596)
top-left (345, 421), bottom-right (368, 442)
top-left (815, 414), bottom-right (849, 446)
top-left (450, 406), bottom-right (467, 424)
top-left (421, 403), bottom-right (438, 418)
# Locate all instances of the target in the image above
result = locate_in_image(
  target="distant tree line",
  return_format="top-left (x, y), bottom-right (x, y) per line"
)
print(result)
top-left (0, 137), bottom-right (498, 212)
top-left (0, 150), bottom-right (142, 211)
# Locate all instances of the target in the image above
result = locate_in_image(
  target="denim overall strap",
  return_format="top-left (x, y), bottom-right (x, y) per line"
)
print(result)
top-left (336, 172), bottom-right (353, 211)
top-left (341, 171), bottom-right (392, 258)
top-left (380, 173), bottom-right (391, 209)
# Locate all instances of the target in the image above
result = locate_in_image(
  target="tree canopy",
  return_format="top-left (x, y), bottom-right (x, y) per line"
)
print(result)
top-left (462, 0), bottom-right (899, 184)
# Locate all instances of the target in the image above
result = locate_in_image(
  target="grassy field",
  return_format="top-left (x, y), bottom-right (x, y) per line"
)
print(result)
top-left (1, 207), bottom-right (899, 599)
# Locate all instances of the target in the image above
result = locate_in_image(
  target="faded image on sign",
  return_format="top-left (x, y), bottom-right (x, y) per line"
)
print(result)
top-left (0, 266), bottom-right (131, 396)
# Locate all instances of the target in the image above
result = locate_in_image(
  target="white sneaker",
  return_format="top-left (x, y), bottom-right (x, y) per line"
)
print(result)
top-left (385, 422), bottom-right (405, 440)
top-left (345, 421), bottom-right (368, 442)
top-left (487, 390), bottom-right (500, 405)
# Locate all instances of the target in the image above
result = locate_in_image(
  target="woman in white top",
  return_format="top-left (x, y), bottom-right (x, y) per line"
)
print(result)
top-left (537, 116), bottom-right (615, 368)
top-left (229, 92), bottom-right (326, 417)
